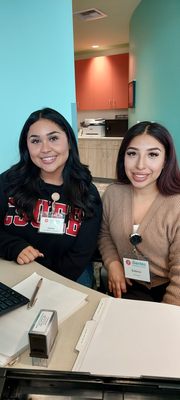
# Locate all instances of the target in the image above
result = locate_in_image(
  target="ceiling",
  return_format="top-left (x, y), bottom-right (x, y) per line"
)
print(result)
top-left (73, 0), bottom-right (141, 59)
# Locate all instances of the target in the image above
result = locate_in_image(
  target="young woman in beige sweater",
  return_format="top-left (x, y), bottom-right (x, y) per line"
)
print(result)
top-left (99, 121), bottom-right (180, 305)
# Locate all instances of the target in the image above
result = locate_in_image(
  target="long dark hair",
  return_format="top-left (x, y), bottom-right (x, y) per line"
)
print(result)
top-left (116, 121), bottom-right (180, 195)
top-left (5, 107), bottom-right (96, 218)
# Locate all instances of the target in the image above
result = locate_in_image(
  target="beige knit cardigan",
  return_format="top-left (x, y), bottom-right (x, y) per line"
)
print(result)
top-left (99, 183), bottom-right (180, 305)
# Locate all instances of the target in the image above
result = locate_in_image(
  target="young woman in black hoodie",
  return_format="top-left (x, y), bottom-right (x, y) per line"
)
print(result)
top-left (0, 107), bottom-right (102, 287)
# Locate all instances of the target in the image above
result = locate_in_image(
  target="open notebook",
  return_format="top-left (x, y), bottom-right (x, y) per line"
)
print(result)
top-left (0, 272), bottom-right (88, 366)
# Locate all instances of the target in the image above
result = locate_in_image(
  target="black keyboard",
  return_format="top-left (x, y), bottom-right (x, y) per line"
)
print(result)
top-left (0, 282), bottom-right (29, 316)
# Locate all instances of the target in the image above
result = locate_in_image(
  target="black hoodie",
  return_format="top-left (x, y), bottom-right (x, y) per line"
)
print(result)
top-left (0, 172), bottom-right (102, 281)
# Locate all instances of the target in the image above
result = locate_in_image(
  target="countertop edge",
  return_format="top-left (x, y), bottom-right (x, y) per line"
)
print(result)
top-left (78, 136), bottom-right (123, 140)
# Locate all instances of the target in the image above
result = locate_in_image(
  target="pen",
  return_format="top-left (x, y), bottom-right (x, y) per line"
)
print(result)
top-left (27, 278), bottom-right (43, 309)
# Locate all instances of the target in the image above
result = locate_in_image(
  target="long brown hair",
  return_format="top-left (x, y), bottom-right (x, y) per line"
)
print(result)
top-left (116, 121), bottom-right (180, 195)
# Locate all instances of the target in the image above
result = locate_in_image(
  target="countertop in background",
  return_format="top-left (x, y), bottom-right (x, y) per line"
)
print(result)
top-left (78, 136), bottom-right (123, 140)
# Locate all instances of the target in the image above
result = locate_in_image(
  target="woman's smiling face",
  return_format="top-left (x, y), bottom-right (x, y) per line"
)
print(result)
top-left (27, 118), bottom-right (69, 184)
top-left (124, 133), bottom-right (166, 192)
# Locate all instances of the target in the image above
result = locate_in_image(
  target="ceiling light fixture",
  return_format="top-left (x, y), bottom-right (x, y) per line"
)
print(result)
top-left (92, 45), bottom-right (99, 48)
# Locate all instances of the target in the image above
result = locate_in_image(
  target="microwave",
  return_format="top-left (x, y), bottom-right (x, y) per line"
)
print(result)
top-left (105, 118), bottom-right (128, 137)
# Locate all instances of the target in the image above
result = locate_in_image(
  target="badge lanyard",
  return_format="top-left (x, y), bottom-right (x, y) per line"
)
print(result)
top-left (123, 233), bottom-right (150, 282)
top-left (39, 192), bottom-right (65, 235)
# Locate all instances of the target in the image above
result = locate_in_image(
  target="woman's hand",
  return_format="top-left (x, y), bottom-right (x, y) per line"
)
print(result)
top-left (17, 246), bottom-right (44, 265)
top-left (108, 260), bottom-right (132, 298)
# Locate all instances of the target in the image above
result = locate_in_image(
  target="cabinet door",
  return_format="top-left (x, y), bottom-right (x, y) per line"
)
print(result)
top-left (75, 59), bottom-right (94, 110)
top-left (78, 139), bottom-right (107, 178)
top-left (110, 53), bottom-right (129, 109)
top-left (91, 57), bottom-right (113, 110)
top-left (106, 140), bottom-right (121, 179)
top-left (75, 54), bottom-right (129, 111)
top-left (75, 57), bottom-right (112, 111)
top-left (78, 139), bottom-right (90, 165)
top-left (90, 140), bottom-right (107, 178)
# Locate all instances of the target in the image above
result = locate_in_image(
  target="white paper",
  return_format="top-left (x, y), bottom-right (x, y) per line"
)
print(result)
top-left (0, 272), bottom-right (87, 364)
top-left (73, 297), bottom-right (180, 379)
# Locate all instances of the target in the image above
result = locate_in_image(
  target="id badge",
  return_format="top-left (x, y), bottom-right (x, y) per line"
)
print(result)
top-left (39, 213), bottom-right (65, 234)
top-left (123, 257), bottom-right (150, 282)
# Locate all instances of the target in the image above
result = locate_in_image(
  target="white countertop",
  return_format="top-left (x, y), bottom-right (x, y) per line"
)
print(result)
top-left (78, 136), bottom-right (123, 140)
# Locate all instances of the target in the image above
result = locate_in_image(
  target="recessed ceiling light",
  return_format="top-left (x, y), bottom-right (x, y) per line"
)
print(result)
top-left (92, 45), bottom-right (99, 48)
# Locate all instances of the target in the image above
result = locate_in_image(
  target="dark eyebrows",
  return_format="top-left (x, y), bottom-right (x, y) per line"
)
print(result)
top-left (148, 147), bottom-right (162, 151)
top-left (28, 130), bottom-right (62, 138)
top-left (47, 131), bottom-right (62, 136)
top-left (127, 146), bottom-right (162, 152)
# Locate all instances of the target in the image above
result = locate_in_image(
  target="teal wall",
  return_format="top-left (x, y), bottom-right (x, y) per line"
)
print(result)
top-left (129, 0), bottom-right (180, 159)
top-left (0, 0), bottom-right (76, 171)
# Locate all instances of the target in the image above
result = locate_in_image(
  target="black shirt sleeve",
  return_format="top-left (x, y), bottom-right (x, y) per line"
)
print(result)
top-left (0, 172), bottom-right (30, 261)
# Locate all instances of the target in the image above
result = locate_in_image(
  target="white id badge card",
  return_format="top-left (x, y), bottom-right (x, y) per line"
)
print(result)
top-left (123, 257), bottom-right (150, 282)
top-left (39, 213), bottom-right (65, 234)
